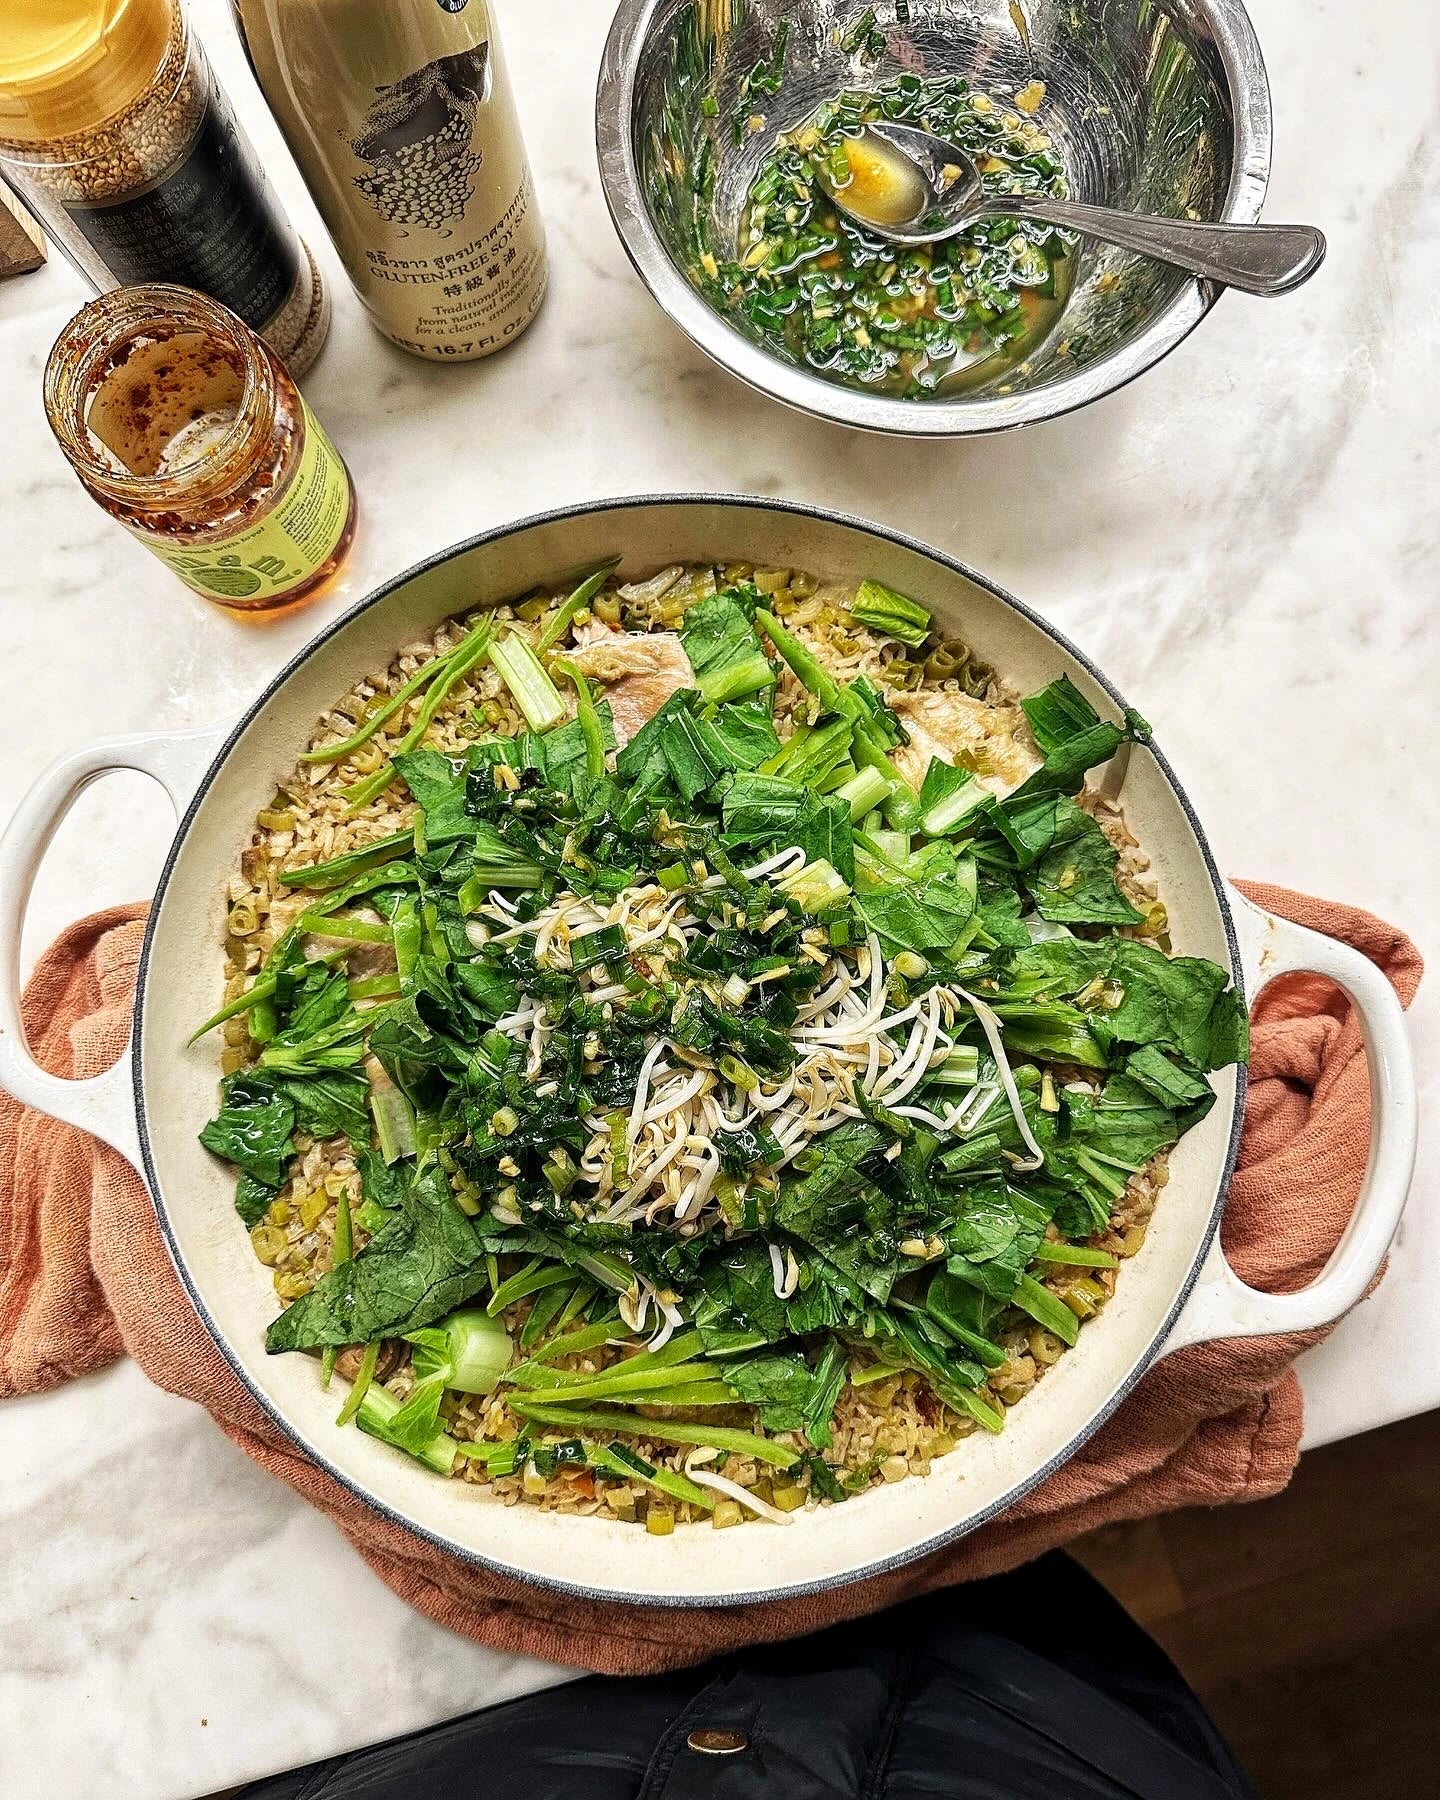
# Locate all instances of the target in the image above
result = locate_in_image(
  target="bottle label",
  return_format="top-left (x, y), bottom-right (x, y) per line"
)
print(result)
top-left (132, 402), bottom-right (352, 605)
top-left (64, 79), bottom-right (302, 334)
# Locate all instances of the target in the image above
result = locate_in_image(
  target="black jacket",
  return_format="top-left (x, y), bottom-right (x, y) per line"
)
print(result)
top-left (243, 1553), bottom-right (1252, 1800)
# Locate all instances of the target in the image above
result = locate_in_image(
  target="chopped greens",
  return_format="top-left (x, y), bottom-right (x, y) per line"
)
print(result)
top-left (198, 559), bottom-right (1247, 1524)
top-left (683, 75), bottom-right (1076, 400)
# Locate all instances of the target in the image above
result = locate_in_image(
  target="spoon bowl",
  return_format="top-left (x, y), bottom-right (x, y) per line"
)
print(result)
top-left (826, 120), bottom-right (1325, 296)
top-left (599, 0), bottom-right (1287, 436)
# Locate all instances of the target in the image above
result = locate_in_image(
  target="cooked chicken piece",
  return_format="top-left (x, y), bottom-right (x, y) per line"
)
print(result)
top-left (890, 689), bottom-right (1042, 796)
top-left (570, 616), bottom-right (619, 650)
top-left (269, 890), bottom-right (396, 978)
top-left (335, 1339), bottom-right (404, 1383)
top-left (565, 631), bottom-right (695, 745)
top-left (342, 936), bottom-right (398, 983)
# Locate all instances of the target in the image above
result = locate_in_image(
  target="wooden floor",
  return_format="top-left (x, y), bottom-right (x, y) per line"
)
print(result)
top-left (1071, 1407), bottom-right (1440, 1800)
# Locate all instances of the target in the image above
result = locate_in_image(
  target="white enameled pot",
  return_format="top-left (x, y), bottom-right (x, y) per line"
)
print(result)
top-left (0, 497), bottom-right (1417, 1605)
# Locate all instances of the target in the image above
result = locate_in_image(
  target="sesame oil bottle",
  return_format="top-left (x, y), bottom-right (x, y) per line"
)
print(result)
top-left (231, 0), bottom-right (546, 361)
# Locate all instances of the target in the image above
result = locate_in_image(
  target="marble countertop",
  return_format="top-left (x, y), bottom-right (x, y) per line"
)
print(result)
top-left (1, 1), bottom-right (1435, 1794)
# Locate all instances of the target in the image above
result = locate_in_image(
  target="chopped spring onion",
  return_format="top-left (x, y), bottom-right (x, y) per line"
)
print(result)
top-left (717, 1051), bottom-right (759, 1092)
top-left (554, 659), bottom-right (608, 780)
top-left (354, 1378), bottom-right (457, 1475)
top-left (335, 1339), bottom-right (380, 1427)
top-left (1033, 1243), bottom-right (1120, 1269)
top-left (342, 625), bottom-right (497, 812)
top-left (489, 630), bottom-right (567, 733)
top-left (1013, 1273), bottom-right (1081, 1346)
top-left (928, 1045), bottom-right (980, 1088)
top-left (779, 856), bottom-right (850, 913)
top-left (835, 762), bottom-right (893, 821)
top-left (569, 923), bottom-right (628, 972)
top-left (535, 561), bottom-right (621, 653)
top-left (319, 1189), bottom-right (353, 1389)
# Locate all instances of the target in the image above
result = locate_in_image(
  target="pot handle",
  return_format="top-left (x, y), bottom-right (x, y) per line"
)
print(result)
top-left (0, 726), bottom-right (227, 1170)
top-left (1162, 887), bottom-right (1417, 1355)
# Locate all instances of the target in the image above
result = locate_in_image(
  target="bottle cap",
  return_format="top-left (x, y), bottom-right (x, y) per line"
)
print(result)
top-left (0, 0), bottom-right (175, 146)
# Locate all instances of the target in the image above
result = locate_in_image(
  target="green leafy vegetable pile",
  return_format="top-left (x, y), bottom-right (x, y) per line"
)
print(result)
top-left (198, 566), bottom-right (1247, 1520)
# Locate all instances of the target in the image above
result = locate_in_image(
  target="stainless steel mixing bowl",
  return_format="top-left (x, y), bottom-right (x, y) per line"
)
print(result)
top-left (596, 0), bottom-right (1273, 435)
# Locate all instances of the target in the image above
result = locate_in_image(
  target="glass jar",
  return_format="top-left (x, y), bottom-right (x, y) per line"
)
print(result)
top-left (0, 0), bottom-right (328, 374)
top-left (44, 284), bottom-right (356, 611)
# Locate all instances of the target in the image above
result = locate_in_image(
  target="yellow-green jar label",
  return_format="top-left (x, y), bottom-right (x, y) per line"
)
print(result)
top-left (133, 402), bottom-right (352, 603)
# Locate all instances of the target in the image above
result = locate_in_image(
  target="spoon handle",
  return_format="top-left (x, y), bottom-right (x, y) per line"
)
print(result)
top-left (996, 198), bottom-right (1326, 296)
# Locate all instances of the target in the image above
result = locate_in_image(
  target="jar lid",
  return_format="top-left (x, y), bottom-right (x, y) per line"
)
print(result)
top-left (0, 0), bottom-right (175, 145)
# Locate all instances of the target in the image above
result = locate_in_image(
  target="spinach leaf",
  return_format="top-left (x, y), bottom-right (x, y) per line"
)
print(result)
top-left (720, 1348), bottom-right (815, 1433)
top-left (716, 1119), bottom-right (784, 1175)
top-left (1025, 806), bottom-right (1144, 925)
top-left (450, 960), bottom-right (520, 1022)
top-left (723, 775), bottom-right (853, 884)
top-left (720, 1336), bottom-right (848, 1447)
top-left (199, 1074), bottom-right (295, 1187)
top-left (369, 995), bottom-right (470, 1113)
top-left (1002, 937), bottom-right (1113, 998)
top-left (1011, 723), bottom-right (1128, 803)
top-left (707, 698), bottom-right (781, 769)
top-left (1001, 937), bottom-right (1246, 1072)
top-left (539, 701), bottom-right (617, 799)
top-left (793, 792), bottom-right (854, 885)
top-left (776, 1125), bottom-right (901, 1304)
top-left (357, 1145), bottom-right (409, 1208)
top-left (235, 1172), bottom-right (276, 1229)
top-left (1095, 943), bottom-right (1250, 1071)
top-left (272, 962), bottom-right (352, 1046)
top-left (680, 590), bottom-right (776, 704)
top-left (975, 878), bottom-right (1031, 950)
top-left (1020, 675), bottom-right (1104, 754)
top-left (279, 1070), bottom-right (370, 1141)
top-left (265, 1161), bottom-right (488, 1352)
top-left (943, 1181), bottom-right (1051, 1301)
top-left (856, 867), bottom-right (976, 952)
top-left (987, 1001), bottom-right (1108, 1070)
top-left (918, 757), bottom-right (983, 836)
top-left (924, 1269), bottom-right (1008, 1364)
top-left (393, 748), bottom-right (472, 844)
top-left (1091, 1072), bottom-right (1208, 1166)
top-left (692, 1239), bottom-right (788, 1350)
top-left (721, 772), bottom-right (806, 843)
top-left (1123, 1044), bottom-right (1215, 1109)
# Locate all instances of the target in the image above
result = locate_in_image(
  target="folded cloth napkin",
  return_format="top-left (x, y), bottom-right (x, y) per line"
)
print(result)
top-left (0, 886), bottom-right (1421, 1673)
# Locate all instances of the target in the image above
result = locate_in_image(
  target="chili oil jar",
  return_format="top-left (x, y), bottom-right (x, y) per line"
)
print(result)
top-left (44, 283), bottom-right (355, 610)
top-left (0, 0), bottom-right (329, 373)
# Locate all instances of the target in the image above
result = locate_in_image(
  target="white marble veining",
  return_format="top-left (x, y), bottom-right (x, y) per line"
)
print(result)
top-left (0, 1), bottom-right (1436, 1794)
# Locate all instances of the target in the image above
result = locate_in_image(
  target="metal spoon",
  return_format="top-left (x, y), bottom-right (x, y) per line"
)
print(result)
top-left (823, 122), bottom-right (1326, 297)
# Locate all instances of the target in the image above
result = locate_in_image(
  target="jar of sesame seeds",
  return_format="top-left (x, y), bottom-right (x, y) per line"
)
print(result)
top-left (0, 0), bottom-right (329, 374)
top-left (44, 283), bottom-right (355, 609)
